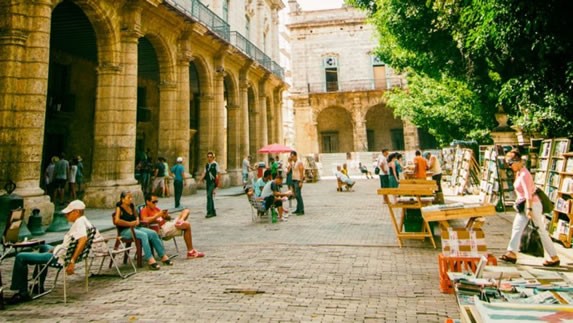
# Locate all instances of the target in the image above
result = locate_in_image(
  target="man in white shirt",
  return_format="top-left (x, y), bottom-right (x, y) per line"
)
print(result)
top-left (8, 200), bottom-right (98, 304)
top-left (377, 148), bottom-right (390, 188)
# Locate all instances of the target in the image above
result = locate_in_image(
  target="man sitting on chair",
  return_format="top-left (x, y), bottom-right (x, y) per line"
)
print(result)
top-left (335, 165), bottom-right (355, 191)
top-left (260, 175), bottom-right (292, 222)
top-left (7, 200), bottom-right (98, 304)
top-left (140, 193), bottom-right (204, 259)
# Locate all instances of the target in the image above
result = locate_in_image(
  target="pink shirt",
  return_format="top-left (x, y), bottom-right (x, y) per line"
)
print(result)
top-left (514, 167), bottom-right (539, 204)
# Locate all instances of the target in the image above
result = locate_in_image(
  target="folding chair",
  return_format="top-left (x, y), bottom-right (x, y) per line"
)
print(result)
top-left (88, 234), bottom-right (136, 279)
top-left (1, 208), bottom-right (44, 309)
top-left (111, 213), bottom-right (143, 268)
top-left (29, 227), bottom-right (96, 303)
top-left (1, 208), bottom-right (44, 257)
top-left (248, 197), bottom-right (272, 223)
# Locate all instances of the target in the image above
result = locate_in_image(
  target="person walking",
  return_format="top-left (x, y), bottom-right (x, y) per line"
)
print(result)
top-left (242, 155), bottom-right (253, 185)
top-left (499, 149), bottom-right (560, 267)
top-left (54, 153), bottom-right (70, 205)
top-left (200, 151), bottom-right (219, 218)
top-left (171, 157), bottom-right (185, 208)
top-left (290, 151), bottom-right (305, 215)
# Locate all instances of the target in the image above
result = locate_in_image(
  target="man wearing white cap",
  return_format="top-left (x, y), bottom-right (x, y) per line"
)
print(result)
top-left (171, 157), bottom-right (185, 208)
top-left (7, 200), bottom-right (95, 304)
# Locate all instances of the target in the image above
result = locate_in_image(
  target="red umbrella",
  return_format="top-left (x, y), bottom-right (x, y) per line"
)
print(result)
top-left (258, 143), bottom-right (294, 154)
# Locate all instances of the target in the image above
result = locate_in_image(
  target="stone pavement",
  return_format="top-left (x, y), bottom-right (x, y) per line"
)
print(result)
top-left (1, 178), bottom-right (572, 322)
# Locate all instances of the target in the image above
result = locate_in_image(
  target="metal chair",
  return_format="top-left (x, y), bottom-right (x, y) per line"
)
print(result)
top-left (29, 227), bottom-right (96, 303)
top-left (88, 233), bottom-right (136, 279)
top-left (111, 213), bottom-right (144, 268)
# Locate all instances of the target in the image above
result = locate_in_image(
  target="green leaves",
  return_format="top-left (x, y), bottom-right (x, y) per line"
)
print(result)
top-left (349, 0), bottom-right (573, 141)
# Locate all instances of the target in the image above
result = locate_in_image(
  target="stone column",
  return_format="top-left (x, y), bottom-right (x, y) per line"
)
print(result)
top-left (84, 21), bottom-right (142, 207)
top-left (157, 81), bottom-right (178, 159)
top-left (0, 1), bottom-right (53, 222)
top-left (198, 94), bottom-right (214, 174)
top-left (266, 92), bottom-right (276, 144)
top-left (352, 102), bottom-right (368, 152)
top-left (274, 89), bottom-right (284, 144)
top-left (257, 87), bottom-right (269, 161)
top-left (402, 119), bottom-right (420, 151)
top-left (292, 95), bottom-right (317, 156)
top-left (212, 70), bottom-right (227, 173)
top-left (175, 43), bottom-right (196, 194)
top-left (239, 68), bottom-right (251, 158)
top-left (226, 103), bottom-right (242, 185)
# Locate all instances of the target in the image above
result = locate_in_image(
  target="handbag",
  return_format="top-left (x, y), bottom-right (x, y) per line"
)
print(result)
top-left (519, 220), bottom-right (544, 257)
top-left (374, 167), bottom-right (380, 175)
top-left (535, 187), bottom-right (554, 214)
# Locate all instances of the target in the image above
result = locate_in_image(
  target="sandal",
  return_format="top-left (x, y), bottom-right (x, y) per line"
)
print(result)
top-left (499, 254), bottom-right (517, 264)
top-left (148, 262), bottom-right (160, 270)
top-left (542, 259), bottom-right (560, 267)
top-left (162, 259), bottom-right (174, 266)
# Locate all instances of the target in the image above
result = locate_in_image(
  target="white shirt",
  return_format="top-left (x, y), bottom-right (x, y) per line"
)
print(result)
top-left (261, 181), bottom-right (275, 199)
top-left (377, 154), bottom-right (389, 175)
top-left (53, 216), bottom-right (92, 265)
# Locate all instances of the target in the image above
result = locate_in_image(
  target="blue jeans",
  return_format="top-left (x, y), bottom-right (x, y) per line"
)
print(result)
top-left (11, 244), bottom-right (55, 294)
top-left (206, 182), bottom-right (216, 215)
top-left (293, 180), bottom-right (304, 213)
top-left (173, 179), bottom-right (183, 208)
top-left (120, 227), bottom-right (165, 261)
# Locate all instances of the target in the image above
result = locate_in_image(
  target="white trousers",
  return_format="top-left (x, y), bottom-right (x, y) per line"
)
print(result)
top-left (507, 201), bottom-right (557, 258)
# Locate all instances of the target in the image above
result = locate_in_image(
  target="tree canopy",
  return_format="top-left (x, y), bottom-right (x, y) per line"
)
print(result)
top-left (347, 0), bottom-right (573, 144)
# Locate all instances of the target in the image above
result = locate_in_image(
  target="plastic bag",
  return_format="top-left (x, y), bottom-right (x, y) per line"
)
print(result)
top-left (519, 220), bottom-right (544, 257)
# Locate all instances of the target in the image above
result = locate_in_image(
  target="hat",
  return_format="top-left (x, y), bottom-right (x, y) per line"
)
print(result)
top-left (176, 157), bottom-right (183, 162)
top-left (61, 200), bottom-right (86, 214)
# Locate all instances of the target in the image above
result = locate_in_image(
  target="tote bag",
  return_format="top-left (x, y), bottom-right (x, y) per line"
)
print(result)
top-left (519, 220), bottom-right (544, 257)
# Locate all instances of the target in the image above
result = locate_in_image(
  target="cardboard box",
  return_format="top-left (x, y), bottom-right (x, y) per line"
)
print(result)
top-left (441, 228), bottom-right (487, 257)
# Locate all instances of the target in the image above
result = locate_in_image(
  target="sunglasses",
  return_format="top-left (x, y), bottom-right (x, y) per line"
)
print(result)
top-left (506, 159), bottom-right (520, 166)
top-left (151, 200), bottom-right (158, 204)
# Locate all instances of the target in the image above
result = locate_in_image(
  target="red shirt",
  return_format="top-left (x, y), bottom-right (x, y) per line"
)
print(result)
top-left (413, 156), bottom-right (428, 179)
top-left (140, 206), bottom-right (166, 228)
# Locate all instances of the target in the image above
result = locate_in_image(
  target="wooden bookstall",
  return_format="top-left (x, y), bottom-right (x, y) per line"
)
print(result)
top-left (550, 152), bottom-right (573, 248)
top-left (544, 138), bottom-right (570, 203)
top-left (479, 146), bottom-right (515, 210)
top-left (450, 148), bottom-right (480, 195)
top-left (534, 139), bottom-right (553, 190)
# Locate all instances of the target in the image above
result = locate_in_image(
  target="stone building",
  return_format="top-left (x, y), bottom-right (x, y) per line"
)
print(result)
top-left (0, 0), bottom-right (287, 224)
top-left (287, 1), bottom-right (429, 156)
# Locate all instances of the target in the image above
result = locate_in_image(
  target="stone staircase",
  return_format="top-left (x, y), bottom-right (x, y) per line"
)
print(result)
top-left (317, 152), bottom-right (380, 179)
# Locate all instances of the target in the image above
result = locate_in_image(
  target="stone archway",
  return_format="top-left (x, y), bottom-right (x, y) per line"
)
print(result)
top-left (365, 104), bottom-right (404, 151)
top-left (316, 107), bottom-right (354, 153)
top-left (189, 55), bottom-right (213, 177)
top-left (43, 1), bottom-right (100, 204)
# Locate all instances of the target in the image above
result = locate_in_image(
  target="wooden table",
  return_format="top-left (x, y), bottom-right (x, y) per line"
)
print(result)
top-left (421, 204), bottom-right (496, 230)
top-left (378, 187), bottom-right (437, 248)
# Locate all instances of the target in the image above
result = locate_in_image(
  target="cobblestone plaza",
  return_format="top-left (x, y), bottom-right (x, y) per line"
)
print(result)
top-left (3, 178), bottom-right (570, 322)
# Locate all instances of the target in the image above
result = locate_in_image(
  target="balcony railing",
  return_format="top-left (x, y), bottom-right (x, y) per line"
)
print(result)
top-left (164, 0), bottom-right (284, 79)
top-left (307, 77), bottom-right (405, 94)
